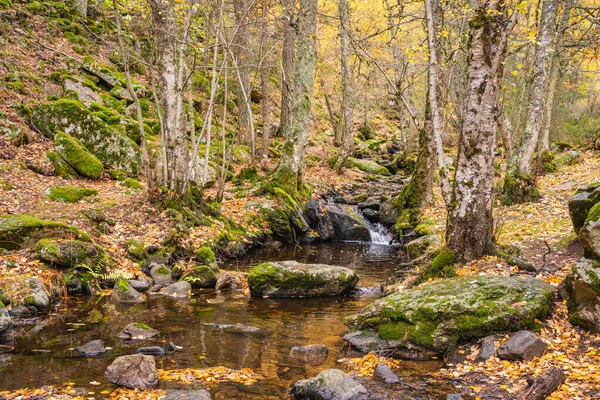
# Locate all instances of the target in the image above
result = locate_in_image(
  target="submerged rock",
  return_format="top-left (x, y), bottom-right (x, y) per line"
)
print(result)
top-left (104, 354), bottom-right (158, 389)
top-left (345, 276), bottom-right (553, 358)
top-left (324, 204), bottom-right (370, 241)
top-left (497, 331), bottom-right (548, 361)
top-left (204, 323), bottom-right (262, 335)
top-left (248, 261), bottom-right (359, 298)
top-left (564, 258), bottom-right (600, 332)
top-left (137, 346), bottom-right (165, 356)
top-left (290, 368), bottom-right (368, 400)
top-left (118, 323), bottom-right (160, 340)
top-left (289, 344), bottom-right (328, 365)
top-left (75, 339), bottom-right (106, 357)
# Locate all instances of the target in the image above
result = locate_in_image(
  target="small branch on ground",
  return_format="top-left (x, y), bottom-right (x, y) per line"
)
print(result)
top-left (485, 241), bottom-right (537, 273)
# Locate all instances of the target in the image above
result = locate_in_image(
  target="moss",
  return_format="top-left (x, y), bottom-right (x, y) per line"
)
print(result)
top-left (414, 248), bottom-right (456, 285)
top-left (47, 151), bottom-right (78, 179)
top-left (232, 167), bottom-right (258, 185)
top-left (108, 169), bottom-right (127, 181)
top-left (183, 265), bottom-right (217, 288)
top-left (0, 214), bottom-right (92, 250)
top-left (45, 185), bottom-right (98, 203)
top-left (54, 131), bottom-right (104, 179)
top-left (134, 322), bottom-right (151, 330)
top-left (0, 300), bottom-right (4, 308)
top-left (503, 172), bottom-right (541, 205)
top-left (196, 246), bottom-right (216, 264)
top-left (116, 278), bottom-right (130, 293)
top-left (585, 202), bottom-right (600, 224)
top-left (346, 157), bottom-right (391, 176)
top-left (157, 266), bottom-right (170, 275)
top-left (415, 224), bottom-right (432, 236)
top-left (121, 178), bottom-right (143, 190)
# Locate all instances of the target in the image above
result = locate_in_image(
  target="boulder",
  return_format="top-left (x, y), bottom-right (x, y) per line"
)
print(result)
top-left (35, 238), bottom-right (106, 268)
top-left (137, 346), bottom-right (166, 356)
top-left (182, 265), bottom-right (218, 288)
top-left (64, 78), bottom-right (102, 105)
top-left (273, 188), bottom-right (309, 233)
top-left (0, 119), bottom-right (28, 146)
top-left (476, 335), bottom-right (499, 362)
top-left (0, 307), bottom-right (14, 346)
top-left (568, 183), bottom-right (600, 234)
top-left (345, 276), bottom-right (553, 358)
top-left (150, 264), bottom-right (173, 286)
top-left (104, 354), bottom-right (158, 389)
top-left (404, 235), bottom-right (439, 260)
top-left (378, 200), bottom-right (400, 228)
top-left (111, 279), bottom-right (143, 304)
top-left (289, 344), bottom-right (328, 365)
top-left (215, 272), bottom-right (231, 290)
top-left (563, 258), bottom-right (600, 332)
top-left (305, 198), bottom-right (335, 241)
top-left (23, 278), bottom-right (50, 310)
top-left (373, 363), bottom-right (399, 384)
top-left (128, 277), bottom-right (150, 292)
top-left (0, 214), bottom-right (92, 250)
top-left (358, 199), bottom-right (380, 211)
top-left (196, 247), bottom-right (219, 271)
top-left (44, 185), bottom-right (98, 203)
top-left (81, 62), bottom-right (123, 88)
top-left (118, 323), bottom-right (159, 340)
top-left (47, 151), bottom-right (78, 179)
top-left (159, 281), bottom-right (191, 298)
top-left (579, 203), bottom-right (600, 260)
top-left (165, 390), bottom-right (211, 400)
top-left (75, 339), bottom-right (106, 357)
top-left (497, 331), bottom-right (548, 361)
top-left (31, 99), bottom-right (140, 175)
top-left (346, 157), bottom-right (391, 176)
top-left (555, 150), bottom-right (583, 167)
top-left (361, 208), bottom-right (379, 224)
top-left (53, 132), bottom-right (104, 179)
top-left (248, 261), bottom-right (359, 298)
top-left (290, 369), bottom-right (368, 400)
top-left (324, 204), bottom-right (370, 241)
top-left (260, 205), bottom-right (294, 242)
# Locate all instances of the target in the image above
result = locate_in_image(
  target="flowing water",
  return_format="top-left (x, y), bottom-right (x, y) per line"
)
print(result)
top-left (0, 242), bottom-right (456, 399)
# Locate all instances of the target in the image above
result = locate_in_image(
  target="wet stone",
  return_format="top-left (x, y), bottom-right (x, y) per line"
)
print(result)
top-left (289, 344), bottom-right (328, 365)
top-left (104, 354), bottom-right (158, 389)
top-left (165, 389), bottom-right (211, 400)
top-left (118, 323), bottom-right (160, 340)
top-left (498, 331), bottom-right (548, 361)
top-left (290, 368), bottom-right (369, 400)
top-left (137, 346), bottom-right (165, 357)
top-left (373, 363), bottom-right (399, 384)
top-left (75, 339), bottom-right (105, 357)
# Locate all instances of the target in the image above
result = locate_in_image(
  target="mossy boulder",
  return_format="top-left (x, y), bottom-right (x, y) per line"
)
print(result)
top-left (47, 151), bottom-right (78, 179)
top-left (196, 246), bottom-right (218, 270)
top-left (568, 183), bottom-right (600, 234)
top-left (31, 99), bottom-right (140, 175)
top-left (579, 202), bottom-right (600, 260)
top-left (0, 214), bottom-right (92, 250)
top-left (35, 238), bottom-right (107, 269)
top-left (346, 157), bottom-right (391, 176)
top-left (404, 235), bottom-right (439, 260)
top-left (273, 187), bottom-right (309, 233)
top-left (81, 62), bottom-right (123, 88)
top-left (54, 132), bottom-right (104, 179)
top-left (344, 275), bottom-right (553, 358)
top-left (555, 150), bottom-right (583, 168)
top-left (126, 239), bottom-right (158, 261)
top-left (0, 119), bottom-right (28, 146)
top-left (248, 261), bottom-right (359, 298)
top-left (182, 265), bottom-right (218, 288)
top-left (563, 258), bottom-right (600, 333)
top-left (259, 205), bottom-right (294, 242)
top-left (44, 185), bottom-right (98, 202)
top-left (324, 204), bottom-right (370, 241)
top-left (111, 279), bottom-right (143, 304)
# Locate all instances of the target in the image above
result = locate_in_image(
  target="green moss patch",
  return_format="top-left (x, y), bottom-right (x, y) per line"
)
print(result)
top-left (54, 131), bottom-right (104, 179)
top-left (0, 214), bottom-right (92, 250)
top-left (44, 185), bottom-right (98, 203)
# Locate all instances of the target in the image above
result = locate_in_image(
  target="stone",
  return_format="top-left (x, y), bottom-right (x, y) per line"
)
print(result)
top-left (273, 188), bottom-right (310, 233)
top-left (44, 185), bottom-right (98, 203)
top-left (497, 331), bottom-right (548, 361)
top-left (75, 339), bottom-right (105, 357)
top-left (165, 390), bottom-right (211, 400)
top-left (568, 183), bottom-right (600, 234)
top-left (0, 214), bottom-right (92, 250)
top-left (150, 264), bottom-right (173, 286)
top-left (159, 281), bottom-right (191, 298)
top-left (47, 151), bottom-right (78, 179)
top-left (128, 277), bottom-right (150, 292)
top-left (35, 238), bottom-right (106, 269)
top-left (358, 199), bottom-right (380, 211)
top-left (404, 235), bottom-right (440, 260)
top-left (111, 280), bottom-right (143, 304)
top-left (579, 202), bottom-right (600, 260)
top-left (182, 265), bottom-right (218, 288)
top-left (555, 150), bottom-right (583, 167)
top-left (104, 354), bottom-right (158, 389)
top-left (53, 132), bottom-right (104, 179)
top-left (324, 204), bottom-right (371, 241)
top-left (346, 157), bottom-right (390, 176)
top-left (110, 86), bottom-right (133, 102)
top-left (31, 99), bottom-right (140, 175)
top-left (118, 323), bottom-right (159, 340)
top-left (0, 119), bottom-right (28, 146)
top-left (64, 78), bottom-right (102, 105)
top-left (305, 198), bottom-right (335, 241)
top-left (379, 200), bottom-right (401, 228)
top-left (204, 323), bottom-right (262, 335)
top-left (260, 205), bottom-right (294, 242)
top-left (0, 307), bottom-right (14, 346)
top-left (289, 344), bottom-right (328, 365)
top-left (137, 346), bottom-right (165, 356)
top-left (361, 208), bottom-right (379, 223)
top-left (24, 278), bottom-right (50, 310)
top-left (290, 369), bottom-right (369, 400)
top-left (248, 261), bottom-right (359, 298)
top-left (446, 395), bottom-right (463, 400)
top-left (345, 276), bottom-right (553, 358)
top-left (215, 272), bottom-right (231, 291)
top-left (476, 335), bottom-right (499, 362)
top-left (81, 62), bottom-right (123, 88)
top-left (563, 258), bottom-right (600, 332)
top-left (373, 363), bottom-right (399, 384)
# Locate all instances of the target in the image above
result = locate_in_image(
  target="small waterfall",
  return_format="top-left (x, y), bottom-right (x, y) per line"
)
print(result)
top-left (368, 222), bottom-right (392, 245)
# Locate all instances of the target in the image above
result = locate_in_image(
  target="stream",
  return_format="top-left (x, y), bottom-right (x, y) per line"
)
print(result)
top-left (0, 242), bottom-right (457, 399)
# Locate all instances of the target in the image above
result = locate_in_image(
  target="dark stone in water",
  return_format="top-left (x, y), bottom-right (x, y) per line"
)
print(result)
top-left (159, 281), bottom-right (191, 298)
top-left (289, 344), bottom-right (328, 365)
top-left (128, 278), bottom-right (150, 292)
top-left (358, 199), bottom-right (380, 211)
top-left (137, 346), bottom-right (165, 356)
top-left (361, 208), bottom-right (380, 223)
top-left (75, 339), bottom-right (105, 357)
top-left (118, 323), bottom-right (160, 340)
top-left (165, 390), bottom-right (211, 400)
top-left (105, 354), bottom-right (158, 389)
top-left (290, 368), bottom-right (368, 400)
top-left (204, 323), bottom-right (262, 335)
top-left (9, 304), bottom-right (36, 318)
top-left (373, 362), bottom-right (399, 384)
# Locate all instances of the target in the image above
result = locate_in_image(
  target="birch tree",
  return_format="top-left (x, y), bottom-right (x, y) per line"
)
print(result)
top-left (232, 0), bottom-right (253, 153)
top-left (278, 0), bottom-right (296, 138)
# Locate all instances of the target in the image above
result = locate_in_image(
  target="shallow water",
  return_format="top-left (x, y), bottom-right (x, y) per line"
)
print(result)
top-left (0, 243), bottom-right (455, 399)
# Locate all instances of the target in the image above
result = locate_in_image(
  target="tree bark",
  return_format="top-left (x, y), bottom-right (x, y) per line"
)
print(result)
top-left (232, 0), bottom-right (253, 152)
top-left (271, 0), bottom-right (317, 196)
top-left (149, 0), bottom-right (189, 195)
top-left (260, 0), bottom-right (270, 160)
top-left (504, 0), bottom-right (560, 204)
top-left (446, 0), bottom-right (512, 263)
top-left (278, 0), bottom-right (296, 138)
top-left (334, 0), bottom-right (354, 171)
top-left (523, 366), bottom-right (566, 400)
top-left (75, 0), bottom-right (87, 17)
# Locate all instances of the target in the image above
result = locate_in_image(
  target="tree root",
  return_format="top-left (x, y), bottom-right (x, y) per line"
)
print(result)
top-left (485, 241), bottom-right (536, 272)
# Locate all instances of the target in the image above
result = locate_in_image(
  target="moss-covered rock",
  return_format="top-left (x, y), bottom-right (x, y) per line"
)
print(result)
top-left (346, 157), bottom-right (391, 176)
top-left (345, 275), bottom-right (553, 358)
top-left (81, 61), bottom-right (123, 88)
top-left (196, 246), bottom-right (218, 271)
top-left (31, 100), bottom-right (140, 175)
top-left (0, 119), bottom-right (28, 146)
top-left (579, 202), bottom-right (600, 260)
top-left (54, 131), bottom-right (104, 179)
top-left (182, 265), bottom-right (218, 288)
top-left (47, 151), bottom-right (79, 179)
top-left (0, 214), bottom-right (91, 250)
top-left (259, 206), bottom-right (294, 242)
top-left (121, 178), bottom-right (143, 190)
top-left (405, 235), bottom-right (439, 260)
top-left (44, 185), bottom-right (98, 202)
top-left (568, 183), bottom-right (600, 234)
top-left (555, 150), bottom-right (583, 167)
top-left (35, 238), bottom-right (107, 269)
top-left (324, 204), bottom-right (370, 241)
top-left (126, 239), bottom-right (157, 261)
top-left (248, 261), bottom-right (359, 298)
top-left (502, 172), bottom-right (541, 205)
top-left (564, 258), bottom-right (600, 332)
top-left (111, 279), bottom-right (143, 304)
top-left (273, 187), bottom-right (309, 233)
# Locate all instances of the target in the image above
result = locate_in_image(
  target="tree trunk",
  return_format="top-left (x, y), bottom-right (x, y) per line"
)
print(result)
top-left (232, 0), bottom-right (253, 152)
top-left (504, 0), bottom-right (560, 204)
top-left (260, 0), bottom-right (270, 160)
top-left (150, 0), bottom-right (189, 195)
top-left (278, 0), bottom-right (296, 138)
top-left (498, 106), bottom-right (515, 159)
top-left (334, 0), bottom-right (354, 171)
top-left (446, 0), bottom-right (512, 264)
top-left (271, 0), bottom-right (317, 197)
